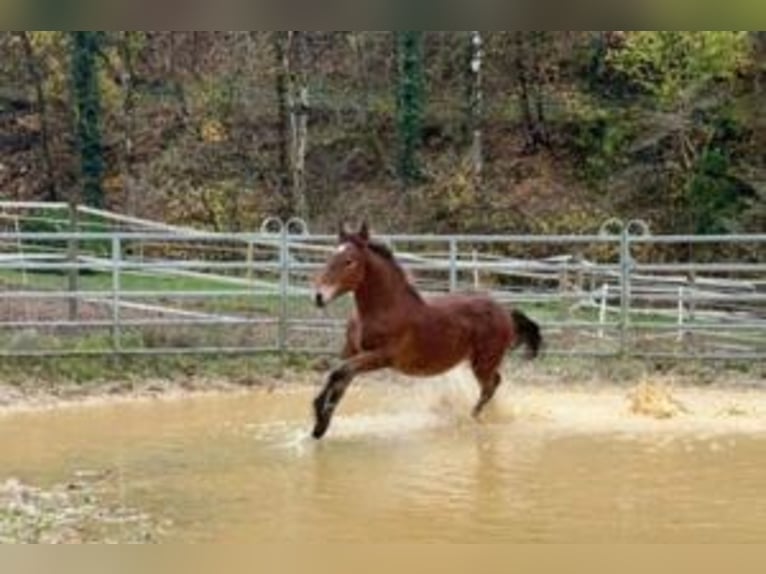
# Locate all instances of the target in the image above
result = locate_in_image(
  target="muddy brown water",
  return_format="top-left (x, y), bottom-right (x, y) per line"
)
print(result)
top-left (2, 372), bottom-right (766, 543)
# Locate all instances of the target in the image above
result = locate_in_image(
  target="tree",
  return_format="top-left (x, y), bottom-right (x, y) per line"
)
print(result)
top-left (607, 32), bottom-right (749, 108)
top-left (395, 31), bottom-right (425, 185)
top-left (288, 31), bottom-right (310, 220)
top-left (465, 31), bottom-right (484, 188)
top-left (112, 31), bottom-right (141, 214)
top-left (606, 32), bottom-right (751, 232)
top-left (70, 31), bottom-right (105, 207)
top-left (272, 32), bottom-right (291, 218)
top-left (17, 32), bottom-right (59, 201)
top-left (272, 31), bottom-right (309, 219)
top-left (513, 31), bottom-right (553, 152)
top-left (347, 31), bottom-right (374, 128)
top-left (1, 31), bottom-right (763, 235)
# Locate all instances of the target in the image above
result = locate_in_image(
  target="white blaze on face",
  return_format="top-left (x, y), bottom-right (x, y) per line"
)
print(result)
top-left (334, 243), bottom-right (351, 255)
top-left (315, 243), bottom-right (351, 304)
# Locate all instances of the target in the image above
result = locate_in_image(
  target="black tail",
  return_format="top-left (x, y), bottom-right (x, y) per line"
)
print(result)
top-left (510, 309), bottom-right (542, 360)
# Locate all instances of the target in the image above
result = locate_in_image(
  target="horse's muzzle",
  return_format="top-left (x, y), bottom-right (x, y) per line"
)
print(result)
top-left (314, 285), bottom-right (337, 309)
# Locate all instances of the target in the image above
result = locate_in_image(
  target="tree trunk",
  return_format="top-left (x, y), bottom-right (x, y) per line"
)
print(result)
top-left (349, 32), bottom-right (371, 125)
top-left (272, 31), bottom-right (310, 220)
top-left (289, 31), bottom-right (310, 220)
top-left (529, 31), bottom-right (551, 147)
top-left (514, 32), bottom-right (537, 152)
top-left (754, 31), bottom-right (766, 94)
top-left (273, 32), bottom-right (295, 219)
top-left (168, 32), bottom-right (190, 128)
top-left (70, 31), bottom-right (105, 207)
top-left (514, 32), bottom-right (547, 153)
top-left (467, 31), bottom-right (484, 188)
top-left (116, 31), bottom-right (139, 214)
top-left (18, 32), bottom-right (59, 202)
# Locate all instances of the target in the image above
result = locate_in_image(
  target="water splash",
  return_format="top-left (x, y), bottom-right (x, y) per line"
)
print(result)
top-left (394, 366), bottom-right (540, 427)
top-left (327, 412), bottom-right (445, 440)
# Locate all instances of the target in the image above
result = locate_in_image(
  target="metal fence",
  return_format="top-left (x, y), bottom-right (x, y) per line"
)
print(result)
top-left (0, 227), bottom-right (764, 360)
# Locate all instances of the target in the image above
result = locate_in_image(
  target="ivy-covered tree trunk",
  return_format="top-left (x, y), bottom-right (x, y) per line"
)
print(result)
top-left (395, 31), bottom-right (425, 186)
top-left (70, 31), bottom-right (105, 208)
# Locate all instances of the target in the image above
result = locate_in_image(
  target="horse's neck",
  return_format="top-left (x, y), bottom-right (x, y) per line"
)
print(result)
top-left (354, 254), bottom-right (421, 318)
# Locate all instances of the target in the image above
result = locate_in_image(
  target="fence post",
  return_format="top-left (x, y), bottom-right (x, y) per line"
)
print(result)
top-left (111, 236), bottom-right (121, 353)
top-left (557, 264), bottom-right (568, 321)
top-left (619, 228), bottom-right (631, 357)
top-left (246, 240), bottom-right (254, 282)
top-left (67, 201), bottom-right (79, 321)
top-left (598, 283), bottom-right (608, 339)
top-left (472, 249), bottom-right (480, 290)
top-left (448, 239), bottom-right (458, 292)
top-left (677, 286), bottom-right (685, 343)
top-left (687, 271), bottom-right (696, 353)
top-left (278, 227), bottom-right (289, 358)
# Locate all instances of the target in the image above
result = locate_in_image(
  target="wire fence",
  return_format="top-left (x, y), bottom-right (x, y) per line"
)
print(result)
top-left (0, 209), bottom-right (764, 361)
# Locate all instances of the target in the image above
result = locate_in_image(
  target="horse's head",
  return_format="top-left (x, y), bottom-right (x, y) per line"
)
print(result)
top-left (313, 221), bottom-right (370, 308)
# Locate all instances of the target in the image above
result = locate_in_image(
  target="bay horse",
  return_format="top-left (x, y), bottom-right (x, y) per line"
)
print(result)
top-left (311, 222), bottom-right (542, 439)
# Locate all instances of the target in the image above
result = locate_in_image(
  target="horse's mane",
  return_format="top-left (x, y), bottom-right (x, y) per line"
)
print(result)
top-left (367, 240), bottom-right (395, 262)
top-left (365, 240), bottom-right (423, 302)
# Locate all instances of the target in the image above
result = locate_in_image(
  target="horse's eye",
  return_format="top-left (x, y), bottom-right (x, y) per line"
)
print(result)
top-left (344, 259), bottom-right (354, 267)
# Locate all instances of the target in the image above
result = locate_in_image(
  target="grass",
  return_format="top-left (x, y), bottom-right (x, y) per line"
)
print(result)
top-left (0, 265), bottom-right (681, 325)
top-left (0, 347), bottom-right (761, 392)
top-left (0, 352), bottom-right (313, 387)
top-left (0, 262), bottom-right (352, 321)
top-left (516, 300), bottom-right (676, 327)
top-left (0, 268), bottom-right (250, 293)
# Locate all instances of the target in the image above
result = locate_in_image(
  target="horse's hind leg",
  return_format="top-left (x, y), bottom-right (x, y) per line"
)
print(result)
top-left (470, 322), bottom-right (511, 418)
top-left (470, 348), bottom-right (505, 419)
top-left (472, 371), bottom-right (502, 419)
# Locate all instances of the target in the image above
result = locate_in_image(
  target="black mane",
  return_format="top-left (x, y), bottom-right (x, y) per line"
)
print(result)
top-left (367, 240), bottom-right (395, 261)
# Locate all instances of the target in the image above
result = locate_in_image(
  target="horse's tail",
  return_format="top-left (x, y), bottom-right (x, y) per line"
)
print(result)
top-left (510, 309), bottom-right (542, 360)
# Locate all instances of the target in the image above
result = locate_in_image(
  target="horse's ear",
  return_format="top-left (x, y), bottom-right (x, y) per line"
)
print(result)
top-left (338, 222), bottom-right (350, 242)
top-left (358, 220), bottom-right (370, 242)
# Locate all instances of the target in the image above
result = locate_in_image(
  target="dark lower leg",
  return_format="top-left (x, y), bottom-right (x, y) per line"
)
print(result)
top-left (312, 367), bottom-right (352, 439)
top-left (472, 372), bottom-right (501, 419)
top-left (311, 350), bottom-right (392, 439)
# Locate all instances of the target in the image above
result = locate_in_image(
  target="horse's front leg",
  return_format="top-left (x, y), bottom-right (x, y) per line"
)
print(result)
top-left (312, 350), bottom-right (391, 440)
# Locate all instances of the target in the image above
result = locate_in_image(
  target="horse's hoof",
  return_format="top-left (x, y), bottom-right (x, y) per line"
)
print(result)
top-left (312, 419), bottom-right (330, 440)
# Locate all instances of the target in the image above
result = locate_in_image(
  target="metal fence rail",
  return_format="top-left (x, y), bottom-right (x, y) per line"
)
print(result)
top-left (0, 229), bottom-right (763, 361)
